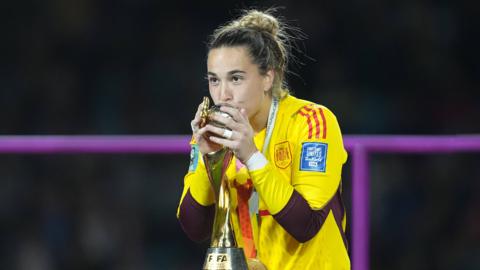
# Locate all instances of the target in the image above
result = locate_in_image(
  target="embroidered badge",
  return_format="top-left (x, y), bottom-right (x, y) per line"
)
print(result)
top-left (274, 141), bottom-right (292, 169)
top-left (300, 142), bottom-right (327, 172)
top-left (188, 144), bottom-right (199, 172)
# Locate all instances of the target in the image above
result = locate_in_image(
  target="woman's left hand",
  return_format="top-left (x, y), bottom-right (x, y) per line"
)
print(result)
top-left (203, 106), bottom-right (258, 163)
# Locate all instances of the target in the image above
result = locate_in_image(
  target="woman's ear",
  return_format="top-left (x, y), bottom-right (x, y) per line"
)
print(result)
top-left (263, 69), bottom-right (275, 93)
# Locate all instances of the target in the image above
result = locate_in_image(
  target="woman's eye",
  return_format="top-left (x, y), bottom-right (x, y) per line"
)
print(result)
top-left (232, 76), bottom-right (243, 83)
top-left (208, 77), bottom-right (219, 85)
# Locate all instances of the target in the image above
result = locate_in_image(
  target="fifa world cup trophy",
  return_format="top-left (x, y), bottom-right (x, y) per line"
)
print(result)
top-left (200, 97), bottom-right (249, 270)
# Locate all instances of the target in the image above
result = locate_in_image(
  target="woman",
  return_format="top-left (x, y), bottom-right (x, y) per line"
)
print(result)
top-left (177, 9), bottom-right (350, 270)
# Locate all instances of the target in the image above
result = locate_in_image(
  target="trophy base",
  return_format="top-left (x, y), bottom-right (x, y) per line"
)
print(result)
top-left (203, 247), bottom-right (248, 270)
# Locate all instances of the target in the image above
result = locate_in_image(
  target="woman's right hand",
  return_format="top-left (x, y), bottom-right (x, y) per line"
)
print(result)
top-left (191, 101), bottom-right (223, 155)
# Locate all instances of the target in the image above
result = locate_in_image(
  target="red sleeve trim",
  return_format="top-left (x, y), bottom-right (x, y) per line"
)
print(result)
top-left (318, 107), bottom-right (327, 139)
top-left (303, 106), bottom-right (320, 139)
top-left (299, 105), bottom-right (327, 139)
top-left (298, 109), bottom-right (313, 139)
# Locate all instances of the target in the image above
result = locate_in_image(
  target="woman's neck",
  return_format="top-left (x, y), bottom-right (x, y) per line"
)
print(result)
top-left (250, 97), bottom-right (273, 133)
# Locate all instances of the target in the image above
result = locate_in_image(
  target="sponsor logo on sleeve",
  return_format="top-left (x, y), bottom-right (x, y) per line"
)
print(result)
top-left (188, 144), bottom-right (199, 172)
top-left (300, 142), bottom-right (327, 172)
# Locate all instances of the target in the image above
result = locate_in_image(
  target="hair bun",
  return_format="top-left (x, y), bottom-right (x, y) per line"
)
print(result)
top-left (237, 10), bottom-right (280, 37)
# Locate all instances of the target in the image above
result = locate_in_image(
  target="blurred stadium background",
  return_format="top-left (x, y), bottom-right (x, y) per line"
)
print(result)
top-left (0, 0), bottom-right (479, 269)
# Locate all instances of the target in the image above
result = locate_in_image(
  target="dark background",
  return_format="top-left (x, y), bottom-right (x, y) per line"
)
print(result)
top-left (1, 0), bottom-right (479, 269)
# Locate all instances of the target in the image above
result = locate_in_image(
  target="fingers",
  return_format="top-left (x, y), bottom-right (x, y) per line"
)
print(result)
top-left (201, 106), bottom-right (257, 162)
top-left (191, 120), bottom-right (198, 133)
top-left (209, 116), bottom-right (240, 133)
top-left (208, 133), bottom-right (238, 150)
top-left (191, 101), bottom-right (205, 133)
top-left (192, 102), bottom-right (256, 161)
top-left (198, 124), bottom-right (234, 140)
top-left (208, 130), bottom-right (257, 163)
top-left (207, 106), bottom-right (246, 131)
top-left (220, 106), bottom-right (247, 123)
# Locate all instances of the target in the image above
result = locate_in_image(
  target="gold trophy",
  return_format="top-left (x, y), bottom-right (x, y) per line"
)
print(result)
top-left (200, 97), bottom-right (249, 270)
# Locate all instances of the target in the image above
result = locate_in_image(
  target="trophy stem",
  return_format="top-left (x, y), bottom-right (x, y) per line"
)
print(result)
top-left (210, 179), bottom-right (236, 247)
top-left (203, 148), bottom-right (236, 248)
top-left (202, 148), bottom-right (249, 270)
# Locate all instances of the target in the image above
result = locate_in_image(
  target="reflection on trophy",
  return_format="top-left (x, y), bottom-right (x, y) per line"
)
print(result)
top-left (200, 97), bottom-right (249, 270)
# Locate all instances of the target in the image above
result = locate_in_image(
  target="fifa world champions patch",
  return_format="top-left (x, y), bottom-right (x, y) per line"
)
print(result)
top-left (188, 144), bottom-right (199, 172)
top-left (274, 141), bottom-right (292, 169)
top-left (300, 142), bottom-right (328, 172)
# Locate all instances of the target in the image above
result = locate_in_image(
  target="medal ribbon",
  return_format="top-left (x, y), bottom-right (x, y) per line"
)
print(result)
top-left (236, 98), bottom-right (279, 258)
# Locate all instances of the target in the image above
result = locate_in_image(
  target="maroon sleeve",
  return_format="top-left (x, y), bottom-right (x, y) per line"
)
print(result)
top-left (178, 189), bottom-right (214, 242)
top-left (273, 189), bottom-right (347, 246)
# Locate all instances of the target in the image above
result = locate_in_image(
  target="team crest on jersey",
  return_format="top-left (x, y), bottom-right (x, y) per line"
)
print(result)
top-left (274, 141), bottom-right (292, 169)
top-left (300, 142), bottom-right (327, 172)
top-left (188, 144), bottom-right (199, 172)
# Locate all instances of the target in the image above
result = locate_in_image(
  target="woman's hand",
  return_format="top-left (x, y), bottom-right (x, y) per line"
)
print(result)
top-left (191, 101), bottom-right (223, 155)
top-left (201, 105), bottom-right (258, 163)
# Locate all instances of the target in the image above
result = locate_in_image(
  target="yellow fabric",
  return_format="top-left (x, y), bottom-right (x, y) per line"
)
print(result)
top-left (177, 95), bottom-right (350, 269)
top-left (177, 141), bottom-right (215, 208)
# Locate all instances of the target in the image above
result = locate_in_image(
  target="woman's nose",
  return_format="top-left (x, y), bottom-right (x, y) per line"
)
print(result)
top-left (219, 82), bottom-right (232, 102)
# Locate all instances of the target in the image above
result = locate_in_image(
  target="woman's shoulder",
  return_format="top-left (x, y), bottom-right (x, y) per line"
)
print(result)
top-left (280, 94), bottom-right (338, 120)
top-left (279, 95), bottom-right (344, 145)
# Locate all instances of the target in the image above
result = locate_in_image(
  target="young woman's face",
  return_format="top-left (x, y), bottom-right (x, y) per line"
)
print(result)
top-left (207, 46), bottom-right (273, 119)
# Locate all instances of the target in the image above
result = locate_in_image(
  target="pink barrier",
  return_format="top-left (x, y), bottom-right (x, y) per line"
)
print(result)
top-left (1, 134), bottom-right (480, 270)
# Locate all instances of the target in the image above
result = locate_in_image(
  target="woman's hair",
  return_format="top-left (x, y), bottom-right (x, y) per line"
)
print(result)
top-left (207, 9), bottom-right (295, 99)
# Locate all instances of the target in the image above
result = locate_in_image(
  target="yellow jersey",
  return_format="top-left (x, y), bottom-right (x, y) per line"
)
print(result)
top-left (178, 94), bottom-right (349, 269)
